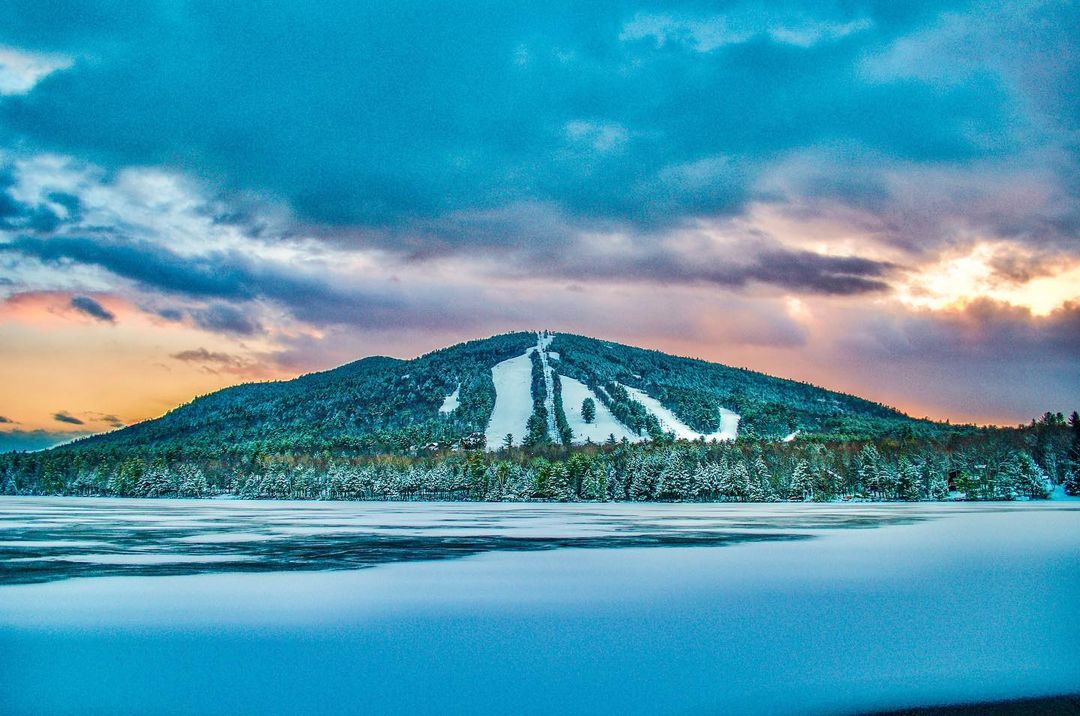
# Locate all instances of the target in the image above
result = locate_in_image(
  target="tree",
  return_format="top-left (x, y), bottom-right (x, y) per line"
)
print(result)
top-left (789, 460), bottom-right (812, 501)
top-left (503, 433), bottom-right (514, 450)
top-left (581, 398), bottom-right (596, 424)
top-left (928, 468), bottom-right (949, 501)
top-left (1009, 452), bottom-right (1051, 499)
top-left (857, 445), bottom-right (882, 497)
top-left (897, 459), bottom-right (922, 501)
top-left (1067, 412), bottom-right (1080, 495)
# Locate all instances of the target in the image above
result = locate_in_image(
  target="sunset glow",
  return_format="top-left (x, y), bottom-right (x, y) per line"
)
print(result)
top-left (2, 1), bottom-right (1078, 450)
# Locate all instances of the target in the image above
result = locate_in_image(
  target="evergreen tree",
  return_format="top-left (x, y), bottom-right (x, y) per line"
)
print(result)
top-left (789, 460), bottom-right (812, 501)
top-left (1010, 452), bottom-right (1051, 499)
top-left (897, 459), bottom-right (922, 501)
top-left (581, 398), bottom-right (596, 424)
top-left (1067, 412), bottom-right (1080, 495)
top-left (857, 445), bottom-right (881, 497)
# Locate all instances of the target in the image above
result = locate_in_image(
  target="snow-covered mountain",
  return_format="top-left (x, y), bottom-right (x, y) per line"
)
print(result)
top-left (67, 331), bottom-right (939, 455)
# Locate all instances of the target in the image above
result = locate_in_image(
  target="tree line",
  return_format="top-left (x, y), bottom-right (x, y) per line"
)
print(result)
top-left (3, 412), bottom-right (1077, 502)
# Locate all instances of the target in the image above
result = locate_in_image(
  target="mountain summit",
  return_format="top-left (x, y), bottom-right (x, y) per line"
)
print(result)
top-left (67, 331), bottom-right (933, 455)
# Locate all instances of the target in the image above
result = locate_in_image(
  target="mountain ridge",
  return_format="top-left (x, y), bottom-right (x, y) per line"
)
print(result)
top-left (57, 330), bottom-right (945, 457)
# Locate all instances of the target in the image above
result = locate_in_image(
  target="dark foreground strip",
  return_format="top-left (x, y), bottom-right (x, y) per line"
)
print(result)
top-left (0, 530), bottom-right (809, 586)
top-left (864, 694), bottom-right (1080, 715)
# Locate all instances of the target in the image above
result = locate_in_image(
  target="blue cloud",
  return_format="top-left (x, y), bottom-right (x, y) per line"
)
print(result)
top-left (0, 0), bottom-right (1046, 231)
top-left (190, 303), bottom-right (261, 336)
top-left (0, 428), bottom-right (86, 452)
top-left (69, 295), bottom-right (115, 322)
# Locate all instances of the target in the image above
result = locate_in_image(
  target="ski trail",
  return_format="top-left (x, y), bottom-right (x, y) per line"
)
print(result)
top-left (622, 384), bottom-right (740, 442)
top-left (560, 375), bottom-right (642, 444)
top-left (484, 349), bottom-right (537, 449)
top-left (536, 331), bottom-right (557, 440)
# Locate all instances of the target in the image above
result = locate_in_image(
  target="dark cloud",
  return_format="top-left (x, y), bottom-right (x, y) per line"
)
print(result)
top-left (170, 347), bottom-right (259, 375)
top-left (0, 428), bottom-right (87, 453)
top-left (190, 304), bottom-right (261, 336)
top-left (514, 237), bottom-right (896, 295)
top-left (987, 249), bottom-right (1060, 284)
top-left (150, 307), bottom-right (185, 322)
top-left (843, 299), bottom-right (1080, 360)
top-left (0, 235), bottom-right (406, 328)
top-left (0, 169), bottom-right (78, 234)
top-left (827, 299), bottom-right (1080, 423)
top-left (69, 295), bottom-right (115, 322)
top-left (52, 410), bottom-right (84, 425)
top-left (2, 236), bottom-right (268, 299)
top-left (0, 0), bottom-right (1040, 230)
top-left (744, 250), bottom-right (893, 295)
top-left (0, 415), bottom-right (13, 423)
top-left (172, 348), bottom-right (244, 365)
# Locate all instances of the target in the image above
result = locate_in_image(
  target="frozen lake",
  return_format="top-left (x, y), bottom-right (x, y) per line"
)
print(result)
top-left (0, 497), bottom-right (1078, 715)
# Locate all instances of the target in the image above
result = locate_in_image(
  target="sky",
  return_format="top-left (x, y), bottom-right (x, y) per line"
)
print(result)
top-left (1, 0), bottom-right (1078, 450)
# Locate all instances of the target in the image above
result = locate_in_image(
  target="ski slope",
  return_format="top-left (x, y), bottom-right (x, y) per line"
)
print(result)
top-left (483, 332), bottom-right (741, 449)
top-left (536, 333), bottom-right (557, 439)
top-left (622, 385), bottom-right (740, 442)
top-left (483, 349), bottom-right (536, 449)
top-left (560, 375), bottom-right (643, 444)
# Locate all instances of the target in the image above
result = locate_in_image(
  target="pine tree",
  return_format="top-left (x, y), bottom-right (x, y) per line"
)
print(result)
top-left (790, 460), bottom-right (812, 501)
top-left (177, 464), bottom-right (208, 497)
top-left (857, 445), bottom-right (881, 497)
top-left (745, 464), bottom-right (765, 502)
top-left (1067, 412), bottom-right (1080, 495)
top-left (897, 459), bottom-right (922, 501)
top-left (1011, 452), bottom-right (1051, 499)
top-left (581, 398), bottom-right (596, 424)
top-left (928, 468), bottom-right (949, 500)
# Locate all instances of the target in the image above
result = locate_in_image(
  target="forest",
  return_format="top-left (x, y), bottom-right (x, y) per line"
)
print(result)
top-left (3, 411), bottom-right (1077, 503)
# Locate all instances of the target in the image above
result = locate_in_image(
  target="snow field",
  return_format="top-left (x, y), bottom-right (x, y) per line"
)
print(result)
top-left (439, 385), bottom-right (460, 414)
top-left (560, 375), bottom-right (643, 444)
top-left (483, 349), bottom-right (537, 449)
top-left (621, 384), bottom-right (740, 442)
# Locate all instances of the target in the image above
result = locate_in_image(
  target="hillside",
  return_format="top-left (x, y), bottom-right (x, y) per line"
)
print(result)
top-left (57, 331), bottom-right (945, 458)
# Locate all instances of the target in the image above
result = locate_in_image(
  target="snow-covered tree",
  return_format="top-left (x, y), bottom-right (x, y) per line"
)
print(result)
top-left (581, 398), bottom-right (596, 424)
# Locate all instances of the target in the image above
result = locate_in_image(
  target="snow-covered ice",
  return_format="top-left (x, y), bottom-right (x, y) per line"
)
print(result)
top-left (1, 499), bottom-right (1078, 716)
top-left (560, 375), bottom-right (643, 444)
top-left (438, 385), bottom-right (460, 414)
top-left (622, 384), bottom-right (740, 441)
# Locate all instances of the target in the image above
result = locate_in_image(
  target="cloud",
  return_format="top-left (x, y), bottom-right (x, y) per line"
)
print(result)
top-left (190, 303), bottom-right (261, 336)
top-left (0, 45), bottom-right (73, 95)
top-left (564, 246), bottom-right (894, 295)
top-left (0, 1), bottom-right (1036, 228)
top-left (844, 299), bottom-right (1080, 360)
top-left (0, 1), bottom-right (1076, 429)
top-left (817, 298), bottom-right (1080, 423)
top-left (69, 294), bottom-right (115, 322)
top-left (171, 347), bottom-right (259, 375)
top-left (0, 415), bottom-right (12, 423)
top-left (52, 410), bottom-right (84, 425)
top-left (0, 428), bottom-right (86, 452)
top-left (619, 11), bottom-right (872, 52)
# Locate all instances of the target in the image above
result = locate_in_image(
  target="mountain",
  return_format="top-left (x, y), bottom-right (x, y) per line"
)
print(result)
top-left (59, 331), bottom-right (946, 457)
